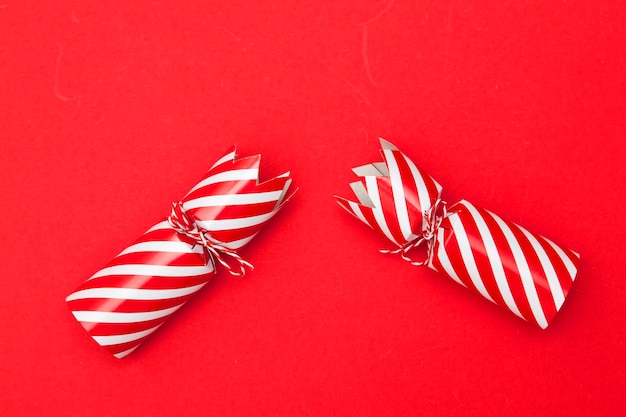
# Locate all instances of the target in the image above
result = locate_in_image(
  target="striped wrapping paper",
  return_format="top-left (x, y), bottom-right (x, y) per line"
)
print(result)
top-left (66, 146), bottom-right (293, 358)
top-left (335, 139), bottom-right (579, 328)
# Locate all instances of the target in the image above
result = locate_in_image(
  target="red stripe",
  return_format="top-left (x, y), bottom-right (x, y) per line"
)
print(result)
top-left (337, 195), bottom-right (393, 246)
top-left (206, 146), bottom-right (237, 170)
top-left (68, 294), bottom-right (195, 314)
top-left (107, 251), bottom-right (207, 267)
top-left (358, 205), bottom-right (392, 244)
top-left (375, 176), bottom-right (407, 245)
top-left (429, 246), bottom-right (444, 274)
top-left (104, 340), bottom-right (142, 356)
top-left (454, 204), bottom-right (508, 309)
top-left (103, 336), bottom-right (152, 356)
top-left (561, 246), bottom-right (580, 280)
top-left (184, 156), bottom-right (260, 192)
top-left (335, 199), bottom-right (356, 219)
top-left (417, 165), bottom-right (440, 208)
top-left (184, 175), bottom-right (290, 203)
top-left (134, 227), bottom-right (199, 246)
top-left (187, 200), bottom-right (280, 222)
top-left (78, 316), bottom-right (169, 336)
top-left (534, 235), bottom-right (576, 302)
top-left (183, 179), bottom-right (258, 202)
top-left (208, 220), bottom-right (279, 244)
top-left (505, 220), bottom-right (557, 324)
top-left (98, 226), bottom-right (188, 254)
top-left (392, 151), bottom-right (425, 235)
top-left (479, 208), bottom-right (538, 326)
top-left (436, 216), bottom-right (479, 292)
top-left (74, 273), bottom-right (213, 291)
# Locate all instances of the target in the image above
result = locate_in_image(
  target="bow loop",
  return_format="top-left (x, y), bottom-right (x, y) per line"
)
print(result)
top-left (167, 201), bottom-right (253, 277)
top-left (380, 198), bottom-right (447, 266)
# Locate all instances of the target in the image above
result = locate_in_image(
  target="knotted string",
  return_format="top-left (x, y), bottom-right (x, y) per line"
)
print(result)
top-left (167, 202), bottom-right (253, 277)
top-left (380, 198), bottom-right (448, 266)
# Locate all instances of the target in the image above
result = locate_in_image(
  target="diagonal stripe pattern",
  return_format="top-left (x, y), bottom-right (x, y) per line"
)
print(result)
top-left (335, 138), bottom-right (579, 328)
top-left (67, 146), bottom-right (294, 358)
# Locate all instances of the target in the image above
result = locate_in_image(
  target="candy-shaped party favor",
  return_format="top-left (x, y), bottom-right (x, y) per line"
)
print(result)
top-left (335, 139), bottom-right (578, 328)
top-left (67, 146), bottom-right (293, 357)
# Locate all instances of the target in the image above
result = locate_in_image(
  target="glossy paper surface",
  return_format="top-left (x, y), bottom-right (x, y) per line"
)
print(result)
top-left (66, 147), bottom-right (293, 358)
top-left (336, 139), bottom-right (579, 328)
top-left (431, 200), bottom-right (578, 329)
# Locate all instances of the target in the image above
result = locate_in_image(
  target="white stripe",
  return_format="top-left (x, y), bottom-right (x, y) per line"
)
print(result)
top-left (72, 304), bottom-right (183, 323)
top-left (93, 324), bottom-right (163, 346)
top-left (222, 234), bottom-right (257, 250)
top-left (183, 190), bottom-right (284, 209)
top-left (519, 227), bottom-right (566, 311)
top-left (118, 240), bottom-right (202, 256)
top-left (348, 201), bottom-right (370, 226)
top-left (66, 283), bottom-right (207, 302)
top-left (88, 264), bottom-right (212, 280)
top-left (145, 221), bottom-right (173, 233)
top-left (431, 227), bottom-right (466, 287)
top-left (490, 213), bottom-right (548, 329)
top-left (210, 151), bottom-right (236, 169)
top-left (185, 168), bottom-right (259, 196)
top-left (195, 211), bottom-right (276, 231)
top-left (546, 239), bottom-right (578, 281)
top-left (404, 154), bottom-right (441, 229)
top-left (462, 201), bottom-right (523, 319)
top-left (383, 149), bottom-right (416, 241)
top-left (448, 214), bottom-right (495, 303)
top-left (365, 176), bottom-right (400, 246)
top-left (113, 345), bottom-right (140, 359)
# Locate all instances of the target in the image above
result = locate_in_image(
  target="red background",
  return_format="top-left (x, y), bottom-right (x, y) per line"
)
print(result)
top-left (1, 1), bottom-right (625, 415)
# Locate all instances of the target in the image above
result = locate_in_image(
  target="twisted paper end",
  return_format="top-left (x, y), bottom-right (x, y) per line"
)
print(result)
top-left (180, 146), bottom-right (295, 251)
top-left (379, 198), bottom-right (448, 266)
top-left (334, 138), bottom-right (444, 265)
top-left (169, 145), bottom-right (295, 275)
top-left (168, 202), bottom-right (253, 277)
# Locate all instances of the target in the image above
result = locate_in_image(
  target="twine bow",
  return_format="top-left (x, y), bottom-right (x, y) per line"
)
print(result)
top-left (167, 202), bottom-right (253, 277)
top-left (380, 198), bottom-right (448, 266)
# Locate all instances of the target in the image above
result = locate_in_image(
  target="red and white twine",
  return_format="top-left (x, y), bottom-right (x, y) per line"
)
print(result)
top-left (380, 198), bottom-right (448, 266)
top-left (168, 201), bottom-right (253, 277)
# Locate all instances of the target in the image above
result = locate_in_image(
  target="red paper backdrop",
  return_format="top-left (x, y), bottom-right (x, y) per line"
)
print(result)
top-left (1, 1), bottom-right (625, 415)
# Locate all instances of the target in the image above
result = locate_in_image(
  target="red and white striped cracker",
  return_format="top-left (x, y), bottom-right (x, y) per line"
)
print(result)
top-left (335, 138), bottom-right (579, 328)
top-left (67, 146), bottom-right (293, 358)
